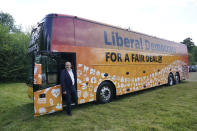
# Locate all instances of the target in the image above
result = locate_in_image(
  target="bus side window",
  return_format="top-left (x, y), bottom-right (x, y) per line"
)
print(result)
top-left (47, 57), bottom-right (58, 85)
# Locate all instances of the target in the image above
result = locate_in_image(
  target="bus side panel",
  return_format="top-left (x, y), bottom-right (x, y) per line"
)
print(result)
top-left (76, 64), bottom-right (96, 104)
top-left (49, 16), bottom-right (189, 104)
top-left (50, 42), bottom-right (188, 104)
top-left (34, 85), bottom-right (63, 116)
top-left (75, 47), bottom-right (189, 104)
top-left (50, 43), bottom-right (188, 104)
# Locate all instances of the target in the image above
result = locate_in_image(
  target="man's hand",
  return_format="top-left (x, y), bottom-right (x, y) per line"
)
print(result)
top-left (63, 91), bottom-right (67, 94)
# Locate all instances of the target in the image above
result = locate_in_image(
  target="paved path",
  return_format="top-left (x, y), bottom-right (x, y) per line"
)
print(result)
top-left (188, 72), bottom-right (197, 81)
top-left (186, 80), bottom-right (197, 82)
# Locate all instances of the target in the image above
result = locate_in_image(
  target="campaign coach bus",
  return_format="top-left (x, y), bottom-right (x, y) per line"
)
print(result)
top-left (27, 14), bottom-right (189, 116)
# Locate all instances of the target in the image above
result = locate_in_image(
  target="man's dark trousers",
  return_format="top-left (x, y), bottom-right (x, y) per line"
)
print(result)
top-left (63, 85), bottom-right (78, 114)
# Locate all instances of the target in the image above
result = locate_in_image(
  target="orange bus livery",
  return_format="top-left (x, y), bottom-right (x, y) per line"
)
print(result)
top-left (26, 14), bottom-right (189, 116)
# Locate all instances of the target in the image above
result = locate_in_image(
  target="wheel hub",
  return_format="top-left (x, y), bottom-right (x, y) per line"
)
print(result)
top-left (175, 75), bottom-right (179, 84)
top-left (169, 76), bottom-right (173, 86)
top-left (100, 86), bottom-right (111, 101)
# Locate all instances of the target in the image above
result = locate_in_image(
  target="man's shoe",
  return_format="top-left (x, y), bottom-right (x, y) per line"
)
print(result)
top-left (71, 103), bottom-right (75, 106)
top-left (67, 112), bottom-right (72, 116)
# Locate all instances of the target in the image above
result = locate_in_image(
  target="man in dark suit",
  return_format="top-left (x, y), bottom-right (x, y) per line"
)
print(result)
top-left (60, 61), bottom-right (78, 116)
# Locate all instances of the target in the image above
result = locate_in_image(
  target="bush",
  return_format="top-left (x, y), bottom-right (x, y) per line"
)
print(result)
top-left (0, 23), bottom-right (30, 82)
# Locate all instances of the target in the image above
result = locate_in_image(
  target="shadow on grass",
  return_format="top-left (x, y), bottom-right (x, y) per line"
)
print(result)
top-left (113, 80), bottom-right (189, 102)
top-left (0, 103), bottom-right (34, 128)
top-left (3, 100), bottom-right (96, 119)
top-left (9, 103), bottom-right (34, 118)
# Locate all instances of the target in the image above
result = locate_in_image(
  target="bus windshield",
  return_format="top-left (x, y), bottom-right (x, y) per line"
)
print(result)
top-left (28, 23), bottom-right (43, 53)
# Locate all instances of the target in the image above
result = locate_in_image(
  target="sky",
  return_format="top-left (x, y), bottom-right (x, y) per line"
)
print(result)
top-left (1, 0), bottom-right (197, 44)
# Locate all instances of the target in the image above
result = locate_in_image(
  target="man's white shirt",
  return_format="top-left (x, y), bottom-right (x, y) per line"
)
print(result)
top-left (67, 69), bottom-right (75, 85)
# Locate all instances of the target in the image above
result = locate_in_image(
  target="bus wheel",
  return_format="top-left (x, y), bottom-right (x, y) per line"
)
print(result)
top-left (175, 72), bottom-right (180, 84)
top-left (168, 73), bottom-right (174, 86)
top-left (97, 82), bottom-right (113, 104)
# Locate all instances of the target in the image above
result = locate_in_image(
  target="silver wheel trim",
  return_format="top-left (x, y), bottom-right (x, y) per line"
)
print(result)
top-left (169, 76), bottom-right (173, 86)
top-left (100, 86), bottom-right (111, 101)
top-left (175, 75), bottom-right (179, 84)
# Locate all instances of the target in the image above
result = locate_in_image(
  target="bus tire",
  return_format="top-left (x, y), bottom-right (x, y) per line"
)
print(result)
top-left (175, 72), bottom-right (180, 84)
top-left (96, 81), bottom-right (113, 104)
top-left (168, 73), bottom-right (174, 86)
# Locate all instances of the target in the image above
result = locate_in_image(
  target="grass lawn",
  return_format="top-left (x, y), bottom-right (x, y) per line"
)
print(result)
top-left (0, 73), bottom-right (197, 131)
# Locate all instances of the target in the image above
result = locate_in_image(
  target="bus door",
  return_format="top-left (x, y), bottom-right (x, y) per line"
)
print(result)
top-left (33, 55), bottom-right (63, 116)
top-left (58, 53), bottom-right (77, 106)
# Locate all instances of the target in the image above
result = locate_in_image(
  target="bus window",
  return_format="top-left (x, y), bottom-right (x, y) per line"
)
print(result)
top-left (36, 55), bottom-right (47, 88)
top-left (33, 55), bottom-right (58, 89)
top-left (47, 57), bottom-right (58, 85)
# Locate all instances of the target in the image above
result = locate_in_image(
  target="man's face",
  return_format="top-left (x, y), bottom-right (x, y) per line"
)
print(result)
top-left (65, 62), bottom-right (71, 70)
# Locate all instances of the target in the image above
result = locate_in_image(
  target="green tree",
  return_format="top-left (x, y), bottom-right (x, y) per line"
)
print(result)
top-left (181, 37), bottom-right (195, 53)
top-left (0, 23), bottom-right (12, 81)
top-left (0, 28), bottom-right (30, 81)
top-left (192, 46), bottom-right (197, 63)
top-left (0, 22), bottom-right (10, 44)
top-left (188, 53), bottom-right (195, 65)
top-left (0, 11), bottom-right (20, 32)
top-left (0, 12), bottom-right (30, 82)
